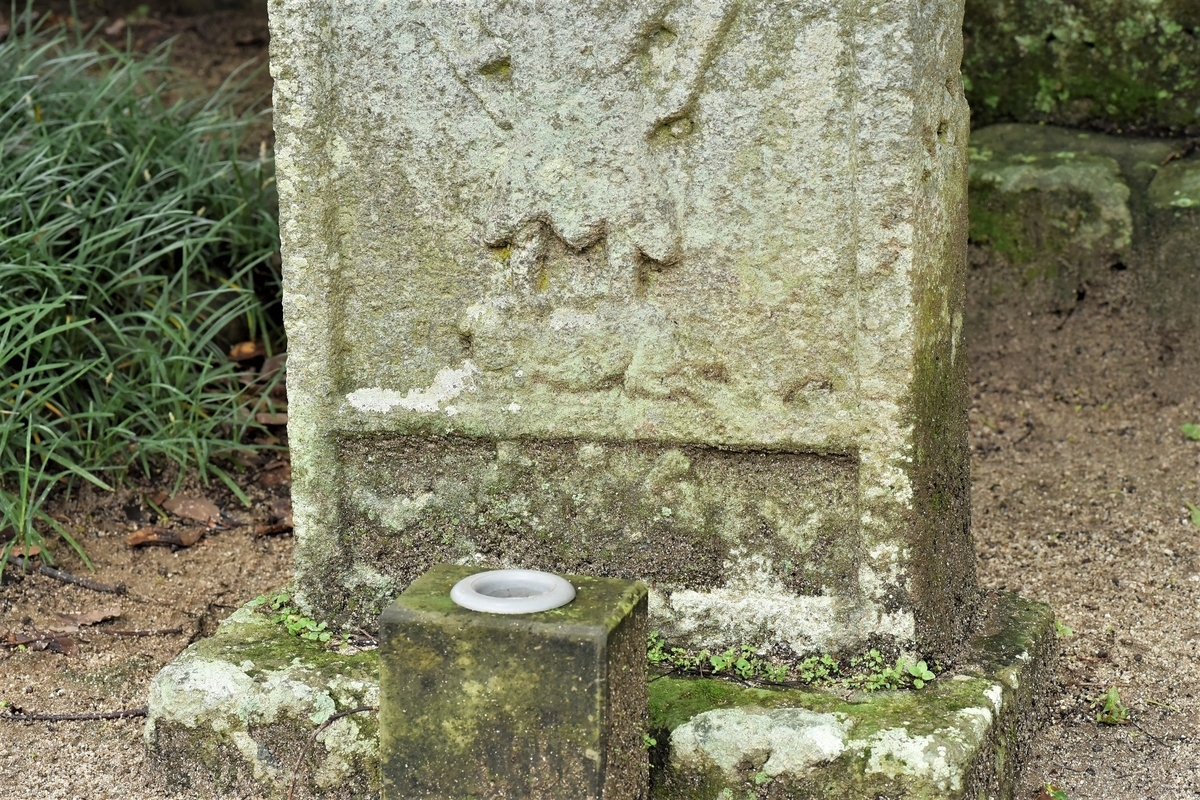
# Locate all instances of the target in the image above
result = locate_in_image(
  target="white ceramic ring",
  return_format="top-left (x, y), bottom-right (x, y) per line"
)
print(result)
top-left (449, 569), bottom-right (576, 614)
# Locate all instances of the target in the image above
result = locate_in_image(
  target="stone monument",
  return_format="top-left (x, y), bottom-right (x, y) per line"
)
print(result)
top-left (277, 0), bottom-right (975, 660)
top-left (144, 1), bottom-right (1056, 797)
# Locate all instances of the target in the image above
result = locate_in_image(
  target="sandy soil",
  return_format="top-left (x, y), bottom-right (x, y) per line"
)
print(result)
top-left (2, 7), bottom-right (1200, 800)
top-left (968, 252), bottom-right (1200, 799)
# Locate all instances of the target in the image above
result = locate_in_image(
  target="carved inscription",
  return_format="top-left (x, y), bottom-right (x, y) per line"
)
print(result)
top-left (423, 1), bottom-right (740, 395)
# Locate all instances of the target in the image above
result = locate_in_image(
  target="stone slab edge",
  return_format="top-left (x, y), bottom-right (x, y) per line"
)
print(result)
top-left (144, 592), bottom-right (1053, 799)
top-left (144, 603), bottom-right (381, 799)
top-left (649, 591), bottom-right (1057, 799)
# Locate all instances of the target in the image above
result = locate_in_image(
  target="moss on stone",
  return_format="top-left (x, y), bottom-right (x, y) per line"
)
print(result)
top-left (647, 593), bottom-right (1057, 799)
top-left (964, 0), bottom-right (1200, 134)
top-left (323, 436), bottom-right (867, 655)
top-left (379, 565), bottom-right (648, 798)
top-left (967, 123), bottom-right (1200, 331)
top-left (145, 604), bottom-right (382, 799)
top-left (967, 127), bottom-right (1136, 312)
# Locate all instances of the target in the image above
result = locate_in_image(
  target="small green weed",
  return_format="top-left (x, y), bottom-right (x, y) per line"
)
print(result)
top-left (1187, 502), bottom-right (1200, 528)
top-left (648, 633), bottom-right (936, 692)
top-left (1054, 620), bottom-right (1074, 638)
top-left (1181, 423), bottom-right (1200, 441)
top-left (0, 18), bottom-right (281, 569)
top-left (904, 659), bottom-right (935, 689)
top-left (1040, 784), bottom-right (1069, 800)
top-left (1090, 687), bottom-right (1129, 725)
top-left (249, 592), bottom-right (333, 643)
top-left (642, 733), bottom-right (657, 749)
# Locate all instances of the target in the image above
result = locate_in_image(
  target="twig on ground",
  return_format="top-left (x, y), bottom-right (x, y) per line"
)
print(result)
top-left (2, 707), bottom-right (147, 722)
top-left (287, 705), bottom-right (377, 800)
top-left (252, 521), bottom-right (293, 537)
top-left (0, 634), bottom-right (62, 649)
top-left (101, 626), bottom-right (184, 637)
top-left (1144, 698), bottom-right (1181, 713)
top-left (9, 557), bottom-right (125, 595)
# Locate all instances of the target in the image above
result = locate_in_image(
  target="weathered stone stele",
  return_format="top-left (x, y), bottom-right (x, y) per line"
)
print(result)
top-left (272, 0), bottom-right (974, 657)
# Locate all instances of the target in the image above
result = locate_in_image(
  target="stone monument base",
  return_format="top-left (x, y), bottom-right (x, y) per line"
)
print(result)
top-left (144, 603), bottom-right (381, 800)
top-left (145, 593), bottom-right (1054, 799)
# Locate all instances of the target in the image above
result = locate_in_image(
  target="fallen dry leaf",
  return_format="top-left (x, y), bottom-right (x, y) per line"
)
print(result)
top-left (260, 352), bottom-right (287, 380)
top-left (229, 340), bottom-right (266, 361)
top-left (255, 412), bottom-right (288, 426)
top-left (163, 494), bottom-right (220, 524)
top-left (1, 632), bottom-right (79, 656)
top-left (104, 17), bottom-right (126, 35)
top-left (127, 526), bottom-right (205, 548)
top-left (259, 460), bottom-right (292, 489)
top-left (41, 636), bottom-right (78, 656)
top-left (229, 450), bottom-right (265, 469)
top-left (9, 545), bottom-right (40, 558)
top-left (252, 521), bottom-right (294, 537)
top-left (2, 631), bottom-right (39, 646)
top-left (254, 497), bottom-right (294, 537)
top-left (51, 606), bottom-right (121, 633)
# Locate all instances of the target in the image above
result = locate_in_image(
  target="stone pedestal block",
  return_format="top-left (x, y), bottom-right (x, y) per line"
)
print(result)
top-left (379, 565), bottom-right (648, 800)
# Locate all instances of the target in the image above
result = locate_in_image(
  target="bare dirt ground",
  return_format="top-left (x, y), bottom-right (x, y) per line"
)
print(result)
top-left (2, 7), bottom-right (1199, 800)
top-left (968, 254), bottom-right (1200, 799)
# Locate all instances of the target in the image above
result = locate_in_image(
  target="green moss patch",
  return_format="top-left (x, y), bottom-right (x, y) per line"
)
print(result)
top-left (964, 0), bottom-right (1200, 134)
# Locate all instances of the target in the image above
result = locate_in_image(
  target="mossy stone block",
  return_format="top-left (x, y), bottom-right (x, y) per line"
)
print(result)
top-left (144, 602), bottom-right (381, 799)
top-left (968, 123), bottom-right (1200, 329)
top-left (647, 592), bottom-right (1058, 799)
top-left (379, 565), bottom-right (649, 799)
top-left (964, 0), bottom-right (1200, 134)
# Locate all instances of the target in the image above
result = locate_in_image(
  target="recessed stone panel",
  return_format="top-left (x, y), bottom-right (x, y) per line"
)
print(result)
top-left (333, 437), bottom-right (862, 653)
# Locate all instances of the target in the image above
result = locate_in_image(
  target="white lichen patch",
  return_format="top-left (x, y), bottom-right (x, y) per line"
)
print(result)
top-left (652, 550), bottom-right (912, 653)
top-left (340, 563), bottom-right (398, 607)
top-left (314, 716), bottom-right (377, 789)
top-left (670, 707), bottom-right (849, 778)
top-left (984, 684), bottom-right (1004, 714)
top-left (354, 485), bottom-right (435, 532)
top-left (146, 656), bottom-right (256, 731)
top-left (857, 728), bottom-right (952, 787)
top-left (145, 601), bottom-right (379, 794)
top-left (850, 707), bottom-right (995, 793)
top-left (232, 730), bottom-right (281, 783)
top-left (346, 360), bottom-right (478, 413)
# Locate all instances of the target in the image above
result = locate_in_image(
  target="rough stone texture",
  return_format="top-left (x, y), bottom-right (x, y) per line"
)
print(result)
top-left (270, 0), bottom-right (974, 658)
top-left (649, 592), bottom-right (1058, 799)
top-left (144, 604), bottom-right (380, 799)
top-left (142, 592), bottom-right (1052, 799)
top-left (963, 0), bottom-right (1200, 135)
top-left (378, 565), bottom-right (648, 799)
top-left (968, 123), bottom-right (1200, 329)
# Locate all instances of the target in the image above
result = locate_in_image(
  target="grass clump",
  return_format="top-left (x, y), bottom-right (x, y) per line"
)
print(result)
top-left (0, 20), bottom-right (280, 568)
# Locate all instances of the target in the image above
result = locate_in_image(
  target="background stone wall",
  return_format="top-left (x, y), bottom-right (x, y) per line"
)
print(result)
top-left (964, 0), bottom-right (1200, 135)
